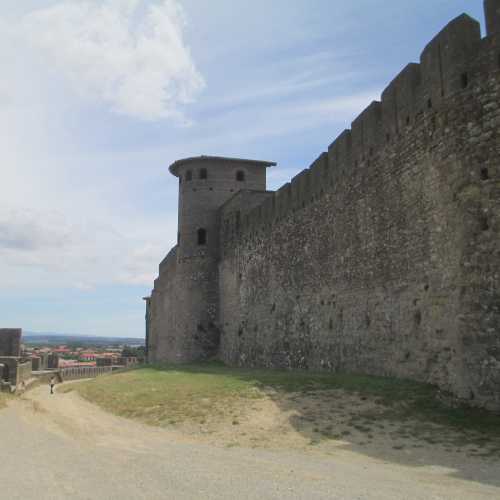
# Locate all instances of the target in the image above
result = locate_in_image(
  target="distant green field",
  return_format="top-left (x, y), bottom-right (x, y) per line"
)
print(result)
top-left (61, 363), bottom-right (500, 445)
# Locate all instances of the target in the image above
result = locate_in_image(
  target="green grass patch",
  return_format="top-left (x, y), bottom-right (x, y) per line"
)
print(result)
top-left (63, 362), bottom-right (500, 443)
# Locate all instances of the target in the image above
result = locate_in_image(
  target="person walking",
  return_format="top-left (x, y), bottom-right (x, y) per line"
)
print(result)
top-left (49, 376), bottom-right (56, 395)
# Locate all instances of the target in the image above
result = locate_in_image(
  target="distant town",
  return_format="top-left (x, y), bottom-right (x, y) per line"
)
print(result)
top-left (22, 333), bottom-right (145, 371)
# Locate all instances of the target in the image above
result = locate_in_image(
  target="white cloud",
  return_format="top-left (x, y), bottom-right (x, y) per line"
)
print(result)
top-left (194, 90), bottom-right (380, 156)
top-left (21, 0), bottom-right (204, 121)
top-left (0, 1), bottom-right (198, 295)
top-left (0, 206), bottom-right (176, 290)
top-left (0, 208), bottom-right (70, 251)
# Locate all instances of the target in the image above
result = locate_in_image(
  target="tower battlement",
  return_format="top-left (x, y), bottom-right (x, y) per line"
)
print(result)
top-left (485, 0), bottom-right (500, 35)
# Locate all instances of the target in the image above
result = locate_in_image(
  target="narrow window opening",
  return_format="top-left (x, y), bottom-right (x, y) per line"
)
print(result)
top-left (369, 147), bottom-right (374, 157)
top-left (199, 168), bottom-right (207, 180)
top-left (236, 170), bottom-right (245, 182)
top-left (186, 170), bottom-right (192, 181)
top-left (406, 116), bottom-right (410, 126)
top-left (386, 133), bottom-right (390, 143)
top-left (461, 72), bottom-right (469, 89)
top-left (414, 310), bottom-right (422, 326)
top-left (427, 98), bottom-right (432, 109)
top-left (480, 214), bottom-right (489, 231)
top-left (480, 167), bottom-right (489, 180)
top-left (197, 228), bottom-right (207, 245)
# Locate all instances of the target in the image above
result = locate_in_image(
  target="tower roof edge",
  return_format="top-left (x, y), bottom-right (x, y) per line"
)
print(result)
top-left (168, 155), bottom-right (276, 176)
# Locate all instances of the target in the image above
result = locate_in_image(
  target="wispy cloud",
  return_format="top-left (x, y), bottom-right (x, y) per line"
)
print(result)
top-left (191, 90), bottom-right (380, 154)
top-left (0, 209), bottom-right (70, 251)
top-left (206, 71), bottom-right (364, 112)
top-left (21, 0), bottom-right (204, 122)
top-left (0, 206), bottom-right (176, 290)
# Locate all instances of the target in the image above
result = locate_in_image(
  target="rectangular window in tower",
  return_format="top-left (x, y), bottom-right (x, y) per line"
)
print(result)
top-left (197, 228), bottom-right (207, 245)
top-left (461, 72), bottom-right (469, 89)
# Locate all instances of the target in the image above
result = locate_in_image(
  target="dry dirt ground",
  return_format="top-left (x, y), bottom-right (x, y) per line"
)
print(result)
top-left (1, 383), bottom-right (499, 500)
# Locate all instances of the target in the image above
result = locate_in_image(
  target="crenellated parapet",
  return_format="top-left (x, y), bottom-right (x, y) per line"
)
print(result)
top-left (485, 0), bottom-right (500, 36)
top-left (220, 9), bottom-right (499, 247)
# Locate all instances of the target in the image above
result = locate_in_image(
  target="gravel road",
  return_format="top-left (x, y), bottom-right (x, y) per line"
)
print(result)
top-left (0, 384), bottom-right (499, 500)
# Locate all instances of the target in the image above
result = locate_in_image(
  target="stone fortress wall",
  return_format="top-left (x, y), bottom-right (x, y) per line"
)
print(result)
top-left (0, 329), bottom-right (21, 357)
top-left (148, 2), bottom-right (500, 412)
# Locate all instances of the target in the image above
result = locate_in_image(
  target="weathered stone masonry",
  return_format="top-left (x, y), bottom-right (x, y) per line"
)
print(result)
top-left (148, 2), bottom-right (500, 412)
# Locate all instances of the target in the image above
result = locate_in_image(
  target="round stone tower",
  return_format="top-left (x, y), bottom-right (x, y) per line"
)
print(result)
top-left (170, 156), bottom-right (275, 260)
top-left (154, 156), bottom-right (275, 362)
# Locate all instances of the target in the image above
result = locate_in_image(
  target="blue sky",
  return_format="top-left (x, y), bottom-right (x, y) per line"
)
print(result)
top-left (0, 0), bottom-right (482, 338)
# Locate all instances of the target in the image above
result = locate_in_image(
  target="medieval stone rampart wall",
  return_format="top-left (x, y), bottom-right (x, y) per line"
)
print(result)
top-left (217, 15), bottom-right (500, 411)
top-left (149, 243), bottom-right (222, 363)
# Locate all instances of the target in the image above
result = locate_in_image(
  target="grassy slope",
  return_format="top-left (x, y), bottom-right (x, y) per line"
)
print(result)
top-left (63, 363), bottom-right (500, 440)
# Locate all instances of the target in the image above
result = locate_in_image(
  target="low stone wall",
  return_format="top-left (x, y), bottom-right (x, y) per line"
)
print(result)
top-left (0, 357), bottom-right (33, 392)
top-left (60, 366), bottom-right (114, 381)
top-left (31, 353), bottom-right (50, 372)
top-left (16, 361), bottom-right (32, 387)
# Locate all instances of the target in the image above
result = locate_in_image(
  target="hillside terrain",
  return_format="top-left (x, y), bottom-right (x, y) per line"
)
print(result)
top-left (63, 364), bottom-right (500, 456)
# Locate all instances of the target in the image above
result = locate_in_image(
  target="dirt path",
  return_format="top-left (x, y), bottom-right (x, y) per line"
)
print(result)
top-left (0, 384), bottom-right (499, 500)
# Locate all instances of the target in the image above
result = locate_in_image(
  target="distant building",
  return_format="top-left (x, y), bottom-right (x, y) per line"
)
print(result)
top-left (0, 329), bottom-right (33, 392)
top-left (146, 3), bottom-right (500, 413)
top-left (80, 352), bottom-right (97, 362)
